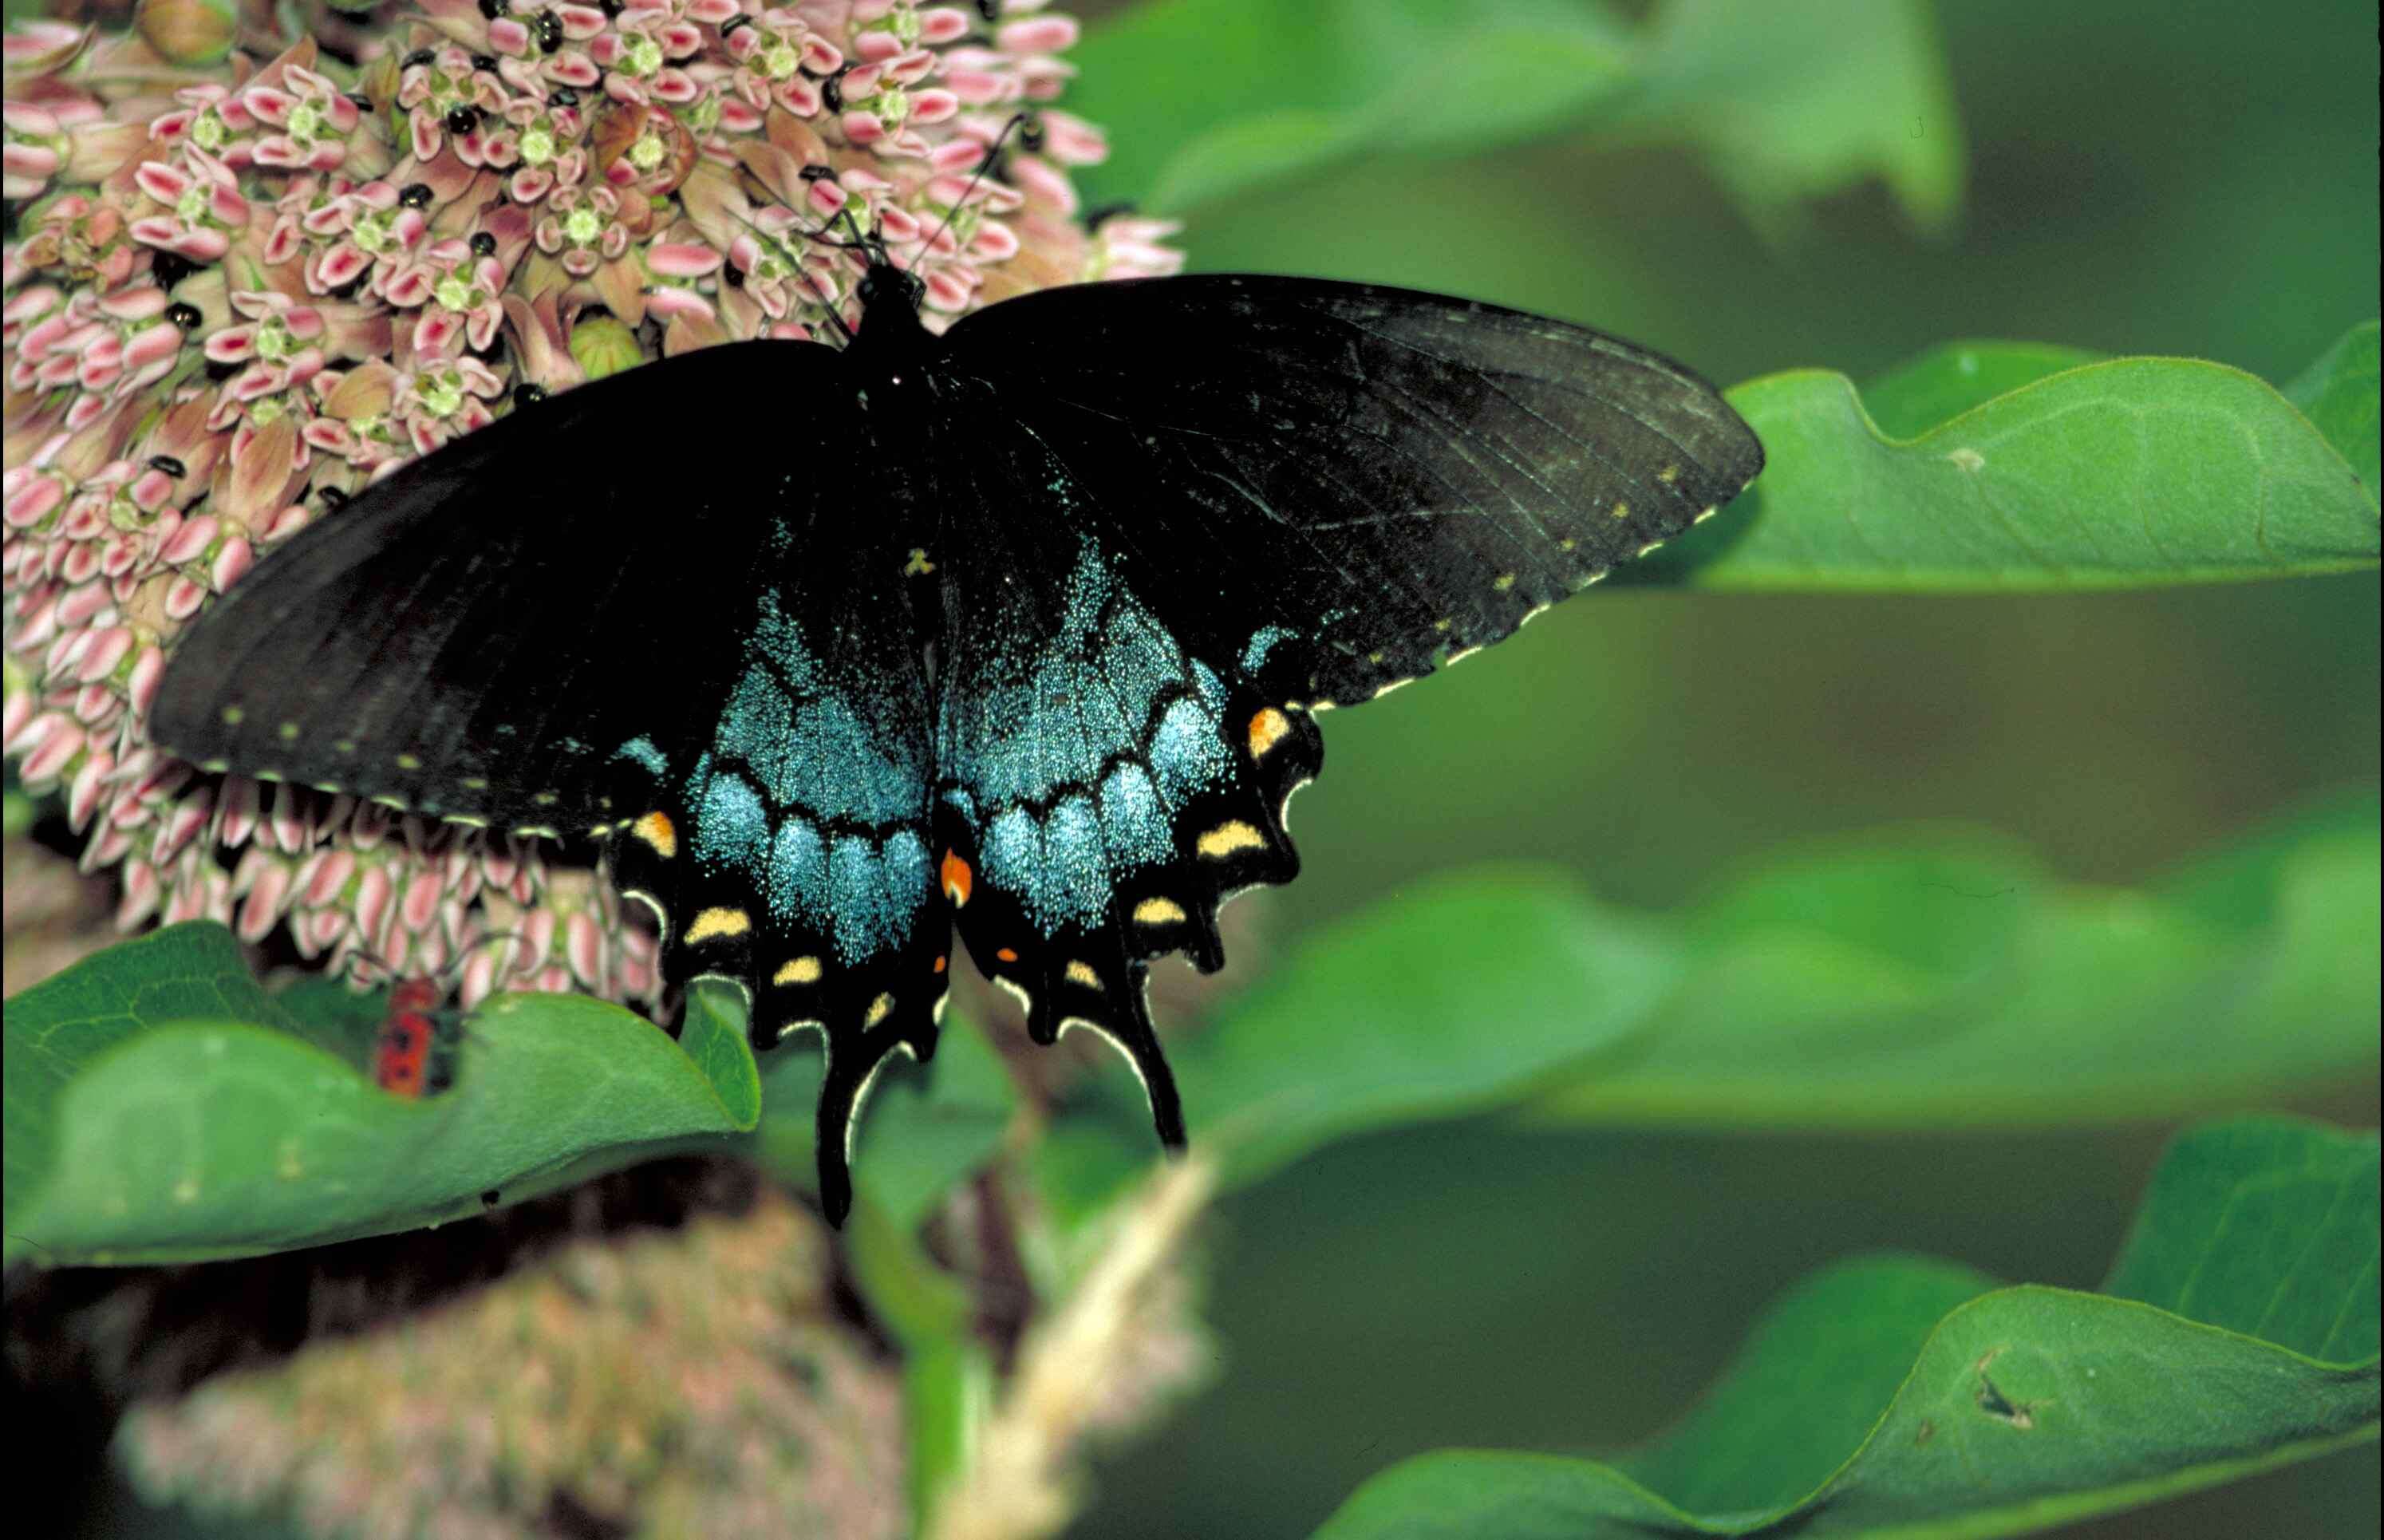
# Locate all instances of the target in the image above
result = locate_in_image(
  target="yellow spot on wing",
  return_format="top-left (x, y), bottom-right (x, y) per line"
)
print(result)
top-left (774, 955), bottom-right (822, 986)
top-left (1611, 501), bottom-right (1631, 519)
top-left (864, 993), bottom-right (894, 1028)
top-left (1198, 820), bottom-right (1266, 859)
top-left (1064, 961), bottom-right (1103, 990)
top-left (685, 907), bottom-right (750, 944)
top-left (1134, 896), bottom-right (1187, 926)
top-left (905, 547), bottom-right (936, 575)
top-left (1247, 707), bottom-right (1291, 760)
top-left (632, 810), bottom-right (677, 859)
top-left (395, 752), bottom-right (422, 770)
top-left (1492, 572), bottom-right (1516, 592)
top-left (1657, 464), bottom-right (1680, 484)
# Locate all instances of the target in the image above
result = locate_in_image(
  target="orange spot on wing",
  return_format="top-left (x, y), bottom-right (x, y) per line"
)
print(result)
top-left (933, 954), bottom-right (948, 973)
top-left (1247, 707), bottom-right (1291, 760)
top-left (941, 849), bottom-right (973, 906)
top-left (632, 809), bottom-right (677, 859)
top-left (996, 946), bottom-right (1018, 964)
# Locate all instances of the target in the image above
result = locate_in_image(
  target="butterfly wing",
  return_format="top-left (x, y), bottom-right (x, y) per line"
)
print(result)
top-left (923, 275), bottom-right (1760, 1138)
top-left (938, 274), bottom-right (1764, 704)
top-left (922, 389), bottom-right (1318, 1148)
top-left (152, 342), bottom-right (949, 1222)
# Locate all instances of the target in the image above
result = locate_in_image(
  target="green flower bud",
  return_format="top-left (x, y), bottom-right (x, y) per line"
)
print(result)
top-left (569, 314), bottom-right (645, 381)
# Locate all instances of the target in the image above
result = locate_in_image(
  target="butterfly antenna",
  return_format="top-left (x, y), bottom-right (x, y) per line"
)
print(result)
top-left (917, 109), bottom-right (1042, 263)
top-left (727, 191), bottom-right (864, 341)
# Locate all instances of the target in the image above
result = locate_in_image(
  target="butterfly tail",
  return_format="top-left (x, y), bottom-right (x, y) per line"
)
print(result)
top-left (1103, 964), bottom-right (1187, 1151)
top-left (814, 1022), bottom-right (921, 1228)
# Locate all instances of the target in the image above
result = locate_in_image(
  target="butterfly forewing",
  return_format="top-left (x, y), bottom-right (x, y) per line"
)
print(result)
top-left (938, 274), bottom-right (1764, 705)
top-left (151, 343), bottom-right (858, 833)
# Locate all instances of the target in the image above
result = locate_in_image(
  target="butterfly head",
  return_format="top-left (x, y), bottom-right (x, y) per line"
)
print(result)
top-left (856, 261), bottom-right (926, 319)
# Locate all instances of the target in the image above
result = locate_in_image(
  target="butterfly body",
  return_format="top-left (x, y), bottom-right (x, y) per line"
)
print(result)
top-left (153, 261), bottom-right (1762, 1223)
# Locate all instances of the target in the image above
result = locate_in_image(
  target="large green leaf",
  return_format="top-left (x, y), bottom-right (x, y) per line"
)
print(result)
top-left (1622, 326), bottom-right (2381, 590)
top-left (0, 923), bottom-right (762, 1266)
top-left (1526, 794), bottom-right (2378, 1129)
top-left (1066, 0), bottom-right (1957, 227)
top-left (1312, 1116), bottom-right (2381, 1538)
top-left (1037, 800), bottom-right (2374, 1219)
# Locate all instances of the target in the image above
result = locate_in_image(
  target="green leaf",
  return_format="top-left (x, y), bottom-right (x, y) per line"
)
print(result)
top-left (1623, 326), bottom-right (2381, 590)
top-left (1624, 0), bottom-right (1965, 236)
top-left (1035, 802), bottom-right (2376, 1226)
top-left (1312, 1116), bottom-right (2381, 1538)
top-left (1069, 0), bottom-right (1629, 213)
top-left (2282, 318), bottom-right (2381, 499)
top-left (1526, 795), bottom-right (2379, 1130)
top-left (5, 922), bottom-right (297, 1262)
top-left (2103, 1117), bottom-right (2381, 1364)
top-left (2, 924), bottom-right (762, 1266)
top-left (1857, 342), bottom-right (2107, 439)
top-left (1034, 870), bottom-right (1682, 1224)
top-left (747, 1005), bottom-right (1017, 1234)
top-left (1068, 0), bottom-right (1957, 228)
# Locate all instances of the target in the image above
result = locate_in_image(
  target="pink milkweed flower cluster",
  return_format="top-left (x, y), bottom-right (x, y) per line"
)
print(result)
top-left (3, 0), bottom-right (1181, 1008)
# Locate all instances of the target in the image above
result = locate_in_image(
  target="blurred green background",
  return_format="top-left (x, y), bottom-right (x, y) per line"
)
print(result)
top-left (1061, 1), bottom-right (2380, 1535)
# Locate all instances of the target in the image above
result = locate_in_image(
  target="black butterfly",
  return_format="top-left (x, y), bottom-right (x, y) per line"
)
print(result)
top-left (152, 259), bottom-right (1763, 1224)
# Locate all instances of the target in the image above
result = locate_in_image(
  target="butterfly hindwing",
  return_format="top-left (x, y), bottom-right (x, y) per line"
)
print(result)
top-left (922, 374), bottom-right (1324, 1136)
top-left (602, 499), bottom-right (947, 1223)
top-left (937, 274), bottom-right (1766, 706)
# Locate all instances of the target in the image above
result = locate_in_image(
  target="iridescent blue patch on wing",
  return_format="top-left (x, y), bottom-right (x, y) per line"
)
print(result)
top-left (696, 768), bottom-right (769, 867)
top-left (768, 816), bottom-right (828, 919)
top-left (646, 590), bottom-right (934, 962)
top-left (945, 543), bottom-right (1245, 933)
top-left (980, 796), bottom-right (1112, 930)
top-left (952, 544), bottom-right (1213, 807)
top-left (1241, 626), bottom-right (1297, 675)
top-left (826, 832), bottom-right (930, 962)
top-left (1151, 697), bottom-right (1228, 804)
top-left (727, 593), bottom-right (923, 826)
top-left (982, 805), bottom-right (1044, 906)
top-left (615, 735), bottom-right (669, 778)
top-left (1098, 763), bottom-right (1172, 867)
